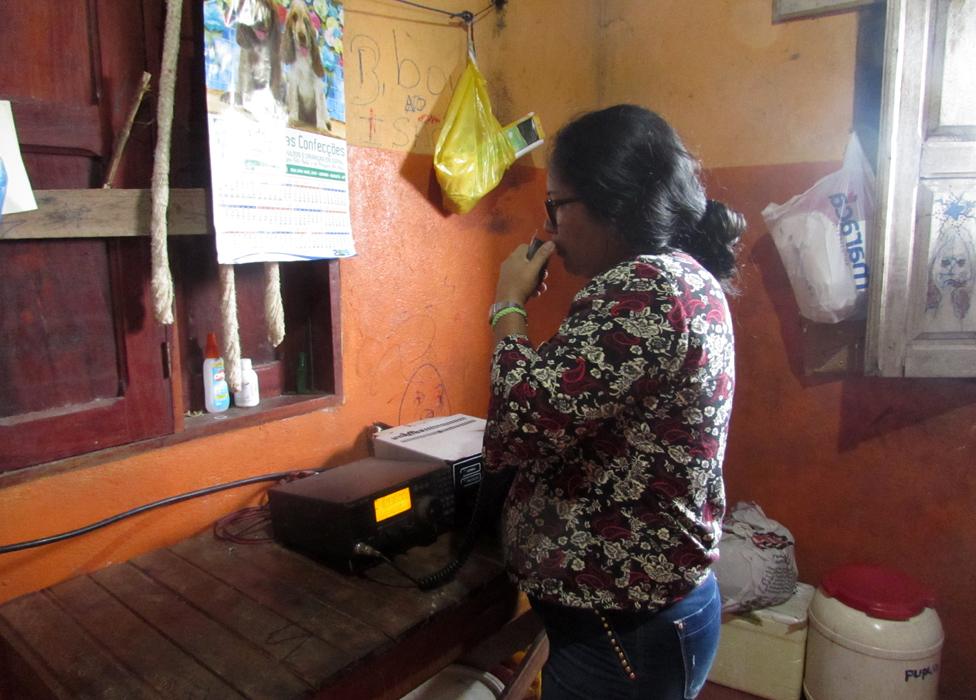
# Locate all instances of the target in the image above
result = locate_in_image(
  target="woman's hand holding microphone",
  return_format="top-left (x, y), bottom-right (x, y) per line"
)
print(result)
top-left (490, 237), bottom-right (555, 339)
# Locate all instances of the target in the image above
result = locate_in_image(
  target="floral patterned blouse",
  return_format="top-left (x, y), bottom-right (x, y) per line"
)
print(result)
top-left (484, 252), bottom-right (734, 612)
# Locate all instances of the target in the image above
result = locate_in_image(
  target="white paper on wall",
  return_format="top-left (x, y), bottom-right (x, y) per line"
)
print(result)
top-left (0, 100), bottom-right (38, 216)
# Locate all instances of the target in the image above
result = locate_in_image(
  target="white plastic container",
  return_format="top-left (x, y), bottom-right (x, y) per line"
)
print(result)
top-left (400, 664), bottom-right (504, 699)
top-left (708, 582), bottom-right (814, 700)
top-left (803, 564), bottom-right (943, 700)
top-left (234, 358), bottom-right (260, 407)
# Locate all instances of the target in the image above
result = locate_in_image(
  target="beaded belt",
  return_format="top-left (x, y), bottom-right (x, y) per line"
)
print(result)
top-left (595, 610), bottom-right (638, 681)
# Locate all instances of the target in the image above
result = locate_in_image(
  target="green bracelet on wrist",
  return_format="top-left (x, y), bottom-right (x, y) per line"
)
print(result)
top-left (489, 300), bottom-right (525, 323)
top-left (490, 305), bottom-right (527, 328)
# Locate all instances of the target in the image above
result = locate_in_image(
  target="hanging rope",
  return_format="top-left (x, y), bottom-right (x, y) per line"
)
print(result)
top-left (149, 0), bottom-right (183, 325)
top-left (264, 262), bottom-right (286, 348)
top-left (219, 265), bottom-right (242, 392)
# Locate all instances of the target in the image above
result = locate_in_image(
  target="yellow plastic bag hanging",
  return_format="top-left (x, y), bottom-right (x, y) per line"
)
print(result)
top-left (434, 54), bottom-right (516, 214)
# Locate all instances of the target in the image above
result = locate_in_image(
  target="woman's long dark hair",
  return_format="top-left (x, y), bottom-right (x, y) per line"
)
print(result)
top-left (549, 104), bottom-right (745, 289)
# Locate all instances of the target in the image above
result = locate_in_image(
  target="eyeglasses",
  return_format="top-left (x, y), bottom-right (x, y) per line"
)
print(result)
top-left (545, 197), bottom-right (581, 227)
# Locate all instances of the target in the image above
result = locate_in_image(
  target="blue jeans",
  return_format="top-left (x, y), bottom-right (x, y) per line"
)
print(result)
top-left (529, 573), bottom-right (721, 699)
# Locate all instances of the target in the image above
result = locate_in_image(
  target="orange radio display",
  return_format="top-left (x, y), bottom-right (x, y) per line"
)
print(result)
top-left (373, 487), bottom-right (412, 522)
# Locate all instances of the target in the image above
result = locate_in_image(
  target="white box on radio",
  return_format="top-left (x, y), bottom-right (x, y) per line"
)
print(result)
top-left (372, 415), bottom-right (486, 523)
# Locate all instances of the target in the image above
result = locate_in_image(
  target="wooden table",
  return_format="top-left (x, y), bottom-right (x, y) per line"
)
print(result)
top-left (0, 532), bottom-right (517, 699)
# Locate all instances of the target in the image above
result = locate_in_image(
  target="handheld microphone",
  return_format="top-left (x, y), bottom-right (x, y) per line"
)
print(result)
top-left (527, 236), bottom-right (547, 289)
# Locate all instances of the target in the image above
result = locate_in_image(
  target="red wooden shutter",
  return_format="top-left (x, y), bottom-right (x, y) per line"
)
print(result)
top-left (0, 1), bottom-right (173, 471)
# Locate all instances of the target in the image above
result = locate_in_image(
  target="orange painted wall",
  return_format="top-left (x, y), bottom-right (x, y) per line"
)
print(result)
top-left (598, 0), bottom-right (856, 167)
top-left (708, 162), bottom-right (976, 700)
top-left (2, 2), bottom-right (975, 699)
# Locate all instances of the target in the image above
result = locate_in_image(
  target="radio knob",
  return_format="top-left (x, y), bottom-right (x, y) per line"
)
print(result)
top-left (416, 496), bottom-right (445, 526)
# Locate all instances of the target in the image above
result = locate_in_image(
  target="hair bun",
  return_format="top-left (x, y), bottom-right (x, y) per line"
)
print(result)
top-left (701, 199), bottom-right (746, 247)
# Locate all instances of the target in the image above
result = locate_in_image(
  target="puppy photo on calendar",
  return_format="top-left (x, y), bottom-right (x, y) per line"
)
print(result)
top-left (282, 0), bottom-right (331, 131)
top-left (230, 0), bottom-right (284, 116)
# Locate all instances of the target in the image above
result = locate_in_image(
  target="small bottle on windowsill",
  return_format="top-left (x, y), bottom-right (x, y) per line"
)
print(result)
top-left (203, 332), bottom-right (230, 413)
top-left (234, 358), bottom-right (260, 408)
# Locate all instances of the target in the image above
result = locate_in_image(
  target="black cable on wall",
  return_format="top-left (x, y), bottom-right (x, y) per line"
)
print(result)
top-left (0, 470), bottom-right (317, 554)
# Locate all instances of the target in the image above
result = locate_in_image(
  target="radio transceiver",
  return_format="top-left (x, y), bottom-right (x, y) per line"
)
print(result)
top-left (268, 457), bottom-right (457, 571)
top-left (269, 415), bottom-right (487, 577)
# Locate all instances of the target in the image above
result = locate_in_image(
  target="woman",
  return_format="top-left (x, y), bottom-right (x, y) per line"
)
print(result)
top-left (483, 104), bottom-right (745, 699)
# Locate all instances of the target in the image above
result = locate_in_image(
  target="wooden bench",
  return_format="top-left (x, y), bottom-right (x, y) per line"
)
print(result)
top-left (0, 532), bottom-right (517, 699)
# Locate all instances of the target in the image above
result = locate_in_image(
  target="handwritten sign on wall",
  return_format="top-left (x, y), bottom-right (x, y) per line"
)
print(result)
top-left (344, 4), bottom-right (469, 153)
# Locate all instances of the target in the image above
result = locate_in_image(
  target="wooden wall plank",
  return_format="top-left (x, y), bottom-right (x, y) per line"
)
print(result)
top-left (0, 590), bottom-right (160, 698)
top-left (0, 188), bottom-right (209, 240)
top-left (91, 562), bottom-right (311, 699)
top-left (48, 575), bottom-right (241, 698)
top-left (9, 100), bottom-right (103, 155)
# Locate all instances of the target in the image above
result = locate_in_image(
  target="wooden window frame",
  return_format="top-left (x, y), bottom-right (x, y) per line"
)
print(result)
top-left (0, 0), bottom-right (344, 476)
top-left (0, 188), bottom-right (343, 475)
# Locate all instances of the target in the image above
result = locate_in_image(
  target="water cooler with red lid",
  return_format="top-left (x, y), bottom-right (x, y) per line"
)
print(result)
top-left (803, 564), bottom-right (943, 700)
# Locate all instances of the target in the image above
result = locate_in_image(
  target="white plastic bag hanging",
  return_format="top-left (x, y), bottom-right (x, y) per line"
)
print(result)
top-left (762, 133), bottom-right (875, 323)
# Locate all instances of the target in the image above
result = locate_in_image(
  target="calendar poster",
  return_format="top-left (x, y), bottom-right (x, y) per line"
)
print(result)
top-left (202, 0), bottom-right (354, 264)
